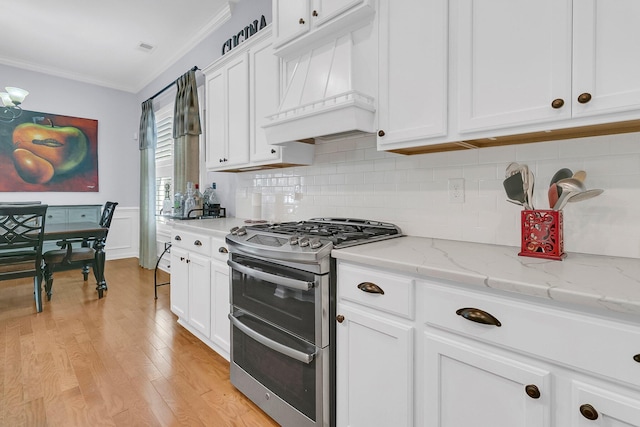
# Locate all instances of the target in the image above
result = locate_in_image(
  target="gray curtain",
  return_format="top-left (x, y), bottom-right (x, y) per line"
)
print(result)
top-left (138, 99), bottom-right (157, 269)
top-left (173, 69), bottom-right (202, 196)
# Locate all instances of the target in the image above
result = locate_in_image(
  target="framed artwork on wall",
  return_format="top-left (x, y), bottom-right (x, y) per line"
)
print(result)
top-left (0, 110), bottom-right (98, 192)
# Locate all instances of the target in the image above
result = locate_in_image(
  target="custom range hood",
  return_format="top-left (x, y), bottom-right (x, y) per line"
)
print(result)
top-left (263, 30), bottom-right (377, 145)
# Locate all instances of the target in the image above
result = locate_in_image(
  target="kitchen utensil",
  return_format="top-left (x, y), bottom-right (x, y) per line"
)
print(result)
top-left (557, 177), bottom-right (587, 193)
top-left (553, 189), bottom-right (579, 211)
top-left (568, 188), bottom-right (604, 203)
top-left (505, 162), bottom-right (521, 178)
top-left (548, 183), bottom-right (560, 209)
top-left (553, 178), bottom-right (586, 210)
top-left (573, 170), bottom-right (587, 183)
top-left (549, 168), bottom-right (573, 187)
top-left (503, 172), bottom-right (527, 207)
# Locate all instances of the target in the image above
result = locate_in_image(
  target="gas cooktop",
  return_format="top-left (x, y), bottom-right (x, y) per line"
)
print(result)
top-left (240, 217), bottom-right (403, 249)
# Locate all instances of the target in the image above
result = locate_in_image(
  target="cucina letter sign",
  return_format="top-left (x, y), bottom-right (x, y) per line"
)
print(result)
top-left (221, 15), bottom-right (268, 55)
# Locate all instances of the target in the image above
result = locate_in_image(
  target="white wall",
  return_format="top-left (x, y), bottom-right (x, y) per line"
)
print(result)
top-left (235, 132), bottom-right (640, 259)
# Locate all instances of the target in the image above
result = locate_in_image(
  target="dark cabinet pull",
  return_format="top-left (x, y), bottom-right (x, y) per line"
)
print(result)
top-left (219, 246), bottom-right (228, 253)
top-left (180, 256), bottom-right (185, 261)
top-left (299, 18), bottom-right (305, 24)
top-left (174, 235), bottom-right (182, 241)
top-left (312, 10), bottom-right (318, 17)
top-left (336, 314), bottom-right (345, 323)
top-left (194, 240), bottom-right (202, 246)
top-left (271, 149), bottom-right (276, 154)
top-left (357, 282), bottom-right (385, 295)
top-left (577, 92), bottom-right (592, 104)
top-left (378, 130), bottom-right (385, 137)
top-left (455, 307), bottom-right (502, 327)
top-left (551, 98), bottom-right (564, 109)
top-left (633, 354), bottom-right (640, 363)
top-left (579, 404), bottom-right (598, 420)
top-left (525, 384), bottom-right (540, 399)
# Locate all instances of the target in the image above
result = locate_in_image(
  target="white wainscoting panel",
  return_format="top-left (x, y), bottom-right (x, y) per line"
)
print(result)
top-left (105, 207), bottom-right (139, 260)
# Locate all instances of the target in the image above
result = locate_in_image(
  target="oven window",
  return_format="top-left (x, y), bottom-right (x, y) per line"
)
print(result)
top-left (232, 313), bottom-right (317, 421)
top-left (230, 254), bottom-right (320, 344)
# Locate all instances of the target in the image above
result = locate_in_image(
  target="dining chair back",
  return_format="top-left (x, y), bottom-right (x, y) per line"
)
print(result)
top-left (42, 201), bottom-right (118, 300)
top-left (0, 204), bottom-right (48, 312)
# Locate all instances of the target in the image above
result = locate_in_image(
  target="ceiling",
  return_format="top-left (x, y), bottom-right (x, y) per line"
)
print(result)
top-left (0, 0), bottom-right (234, 93)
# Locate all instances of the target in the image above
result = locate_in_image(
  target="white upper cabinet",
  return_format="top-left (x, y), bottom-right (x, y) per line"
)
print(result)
top-left (455, 0), bottom-right (640, 137)
top-left (205, 53), bottom-right (250, 170)
top-left (272, 0), bottom-right (374, 57)
top-left (456, 0), bottom-right (573, 133)
top-left (377, 0), bottom-right (449, 151)
top-left (572, 0), bottom-right (640, 118)
top-left (272, 0), bottom-right (310, 50)
top-left (204, 28), bottom-right (314, 172)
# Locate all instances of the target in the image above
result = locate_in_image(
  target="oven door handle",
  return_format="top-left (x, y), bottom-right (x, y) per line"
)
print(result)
top-left (227, 259), bottom-right (315, 291)
top-left (229, 314), bottom-right (316, 364)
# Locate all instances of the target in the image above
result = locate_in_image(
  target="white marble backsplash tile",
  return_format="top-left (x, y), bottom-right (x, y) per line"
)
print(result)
top-left (234, 132), bottom-right (640, 259)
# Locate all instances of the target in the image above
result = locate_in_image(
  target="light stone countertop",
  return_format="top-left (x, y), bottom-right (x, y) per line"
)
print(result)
top-left (331, 236), bottom-right (640, 317)
top-left (165, 217), bottom-right (249, 238)
top-left (163, 218), bottom-right (640, 318)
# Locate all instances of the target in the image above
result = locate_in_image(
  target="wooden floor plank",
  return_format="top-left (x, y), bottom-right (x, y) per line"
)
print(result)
top-left (0, 258), bottom-right (280, 426)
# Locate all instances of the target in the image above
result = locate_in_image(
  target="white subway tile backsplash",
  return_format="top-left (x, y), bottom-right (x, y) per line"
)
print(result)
top-left (235, 133), bottom-right (640, 259)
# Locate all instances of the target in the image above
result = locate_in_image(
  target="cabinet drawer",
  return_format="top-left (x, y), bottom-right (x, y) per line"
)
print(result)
top-left (171, 230), bottom-right (212, 257)
top-left (68, 207), bottom-right (100, 223)
top-left (337, 261), bottom-right (414, 319)
top-left (45, 210), bottom-right (67, 224)
top-left (422, 281), bottom-right (640, 387)
top-left (210, 237), bottom-right (229, 264)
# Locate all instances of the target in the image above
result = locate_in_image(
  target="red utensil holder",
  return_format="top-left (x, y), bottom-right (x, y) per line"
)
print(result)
top-left (519, 210), bottom-right (565, 260)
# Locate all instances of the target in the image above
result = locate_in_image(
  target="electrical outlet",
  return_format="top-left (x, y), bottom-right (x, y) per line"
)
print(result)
top-left (448, 178), bottom-right (464, 203)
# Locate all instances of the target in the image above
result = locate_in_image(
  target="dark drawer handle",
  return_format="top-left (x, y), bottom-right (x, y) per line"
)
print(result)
top-left (551, 98), bottom-right (564, 109)
top-left (634, 354), bottom-right (640, 363)
top-left (336, 314), bottom-right (345, 323)
top-left (580, 404), bottom-right (598, 420)
top-left (219, 246), bottom-right (228, 253)
top-left (174, 235), bottom-right (182, 241)
top-left (525, 384), bottom-right (540, 399)
top-left (456, 307), bottom-right (502, 327)
top-left (577, 92), bottom-right (592, 104)
top-left (194, 240), bottom-right (202, 246)
top-left (357, 282), bottom-right (384, 295)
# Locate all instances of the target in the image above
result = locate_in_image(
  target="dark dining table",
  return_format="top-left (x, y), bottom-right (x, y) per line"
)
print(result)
top-left (43, 221), bottom-right (109, 298)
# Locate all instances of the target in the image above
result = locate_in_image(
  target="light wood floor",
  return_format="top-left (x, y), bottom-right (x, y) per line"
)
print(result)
top-left (0, 258), bottom-right (280, 427)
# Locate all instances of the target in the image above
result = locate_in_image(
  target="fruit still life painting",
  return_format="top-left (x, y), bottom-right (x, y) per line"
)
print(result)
top-left (0, 110), bottom-right (98, 192)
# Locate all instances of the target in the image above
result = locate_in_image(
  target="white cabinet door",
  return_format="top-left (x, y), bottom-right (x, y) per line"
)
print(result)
top-left (205, 68), bottom-right (226, 169)
top-left (572, 0), bottom-right (640, 118)
top-left (424, 331), bottom-right (551, 427)
top-left (225, 53), bottom-right (250, 168)
top-left (273, 0), bottom-right (310, 48)
top-left (249, 36), bottom-right (281, 164)
top-left (377, 0), bottom-right (448, 149)
top-left (210, 260), bottom-right (230, 357)
top-left (571, 381), bottom-right (640, 427)
top-left (336, 304), bottom-right (414, 427)
top-left (169, 246), bottom-right (189, 319)
top-left (313, 0), bottom-right (364, 28)
top-left (456, 0), bottom-right (572, 133)
top-left (205, 53), bottom-right (250, 170)
top-left (187, 252), bottom-right (211, 337)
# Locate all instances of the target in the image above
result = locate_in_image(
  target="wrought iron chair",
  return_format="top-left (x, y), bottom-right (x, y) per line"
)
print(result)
top-left (43, 201), bottom-right (118, 300)
top-left (0, 204), bottom-right (48, 312)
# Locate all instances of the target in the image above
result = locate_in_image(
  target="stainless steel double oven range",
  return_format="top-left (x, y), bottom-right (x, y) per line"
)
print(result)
top-left (225, 218), bottom-right (402, 427)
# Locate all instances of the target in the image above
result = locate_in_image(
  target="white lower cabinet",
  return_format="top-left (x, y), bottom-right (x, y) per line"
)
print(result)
top-left (335, 260), bottom-right (640, 427)
top-left (210, 258), bottom-right (230, 358)
top-left (336, 304), bottom-right (414, 427)
top-left (186, 252), bottom-right (211, 337)
top-left (170, 229), bottom-right (231, 360)
top-left (423, 330), bottom-right (552, 427)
